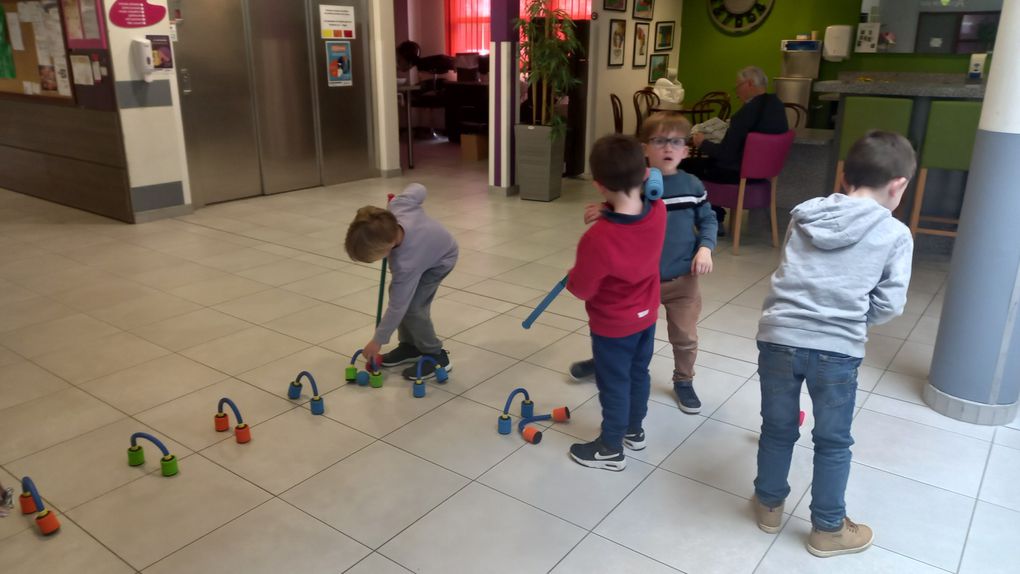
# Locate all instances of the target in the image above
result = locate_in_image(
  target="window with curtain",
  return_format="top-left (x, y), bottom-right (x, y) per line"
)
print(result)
top-left (525, 0), bottom-right (590, 20)
top-left (446, 0), bottom-right (491, 54)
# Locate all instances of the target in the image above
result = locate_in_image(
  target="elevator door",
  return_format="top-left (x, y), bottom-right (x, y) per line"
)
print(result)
top-left (174, 0), bottom-right (262, 205)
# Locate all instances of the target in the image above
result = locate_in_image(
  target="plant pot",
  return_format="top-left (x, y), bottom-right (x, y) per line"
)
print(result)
top-left (515, 124), bottom-right (565, 202)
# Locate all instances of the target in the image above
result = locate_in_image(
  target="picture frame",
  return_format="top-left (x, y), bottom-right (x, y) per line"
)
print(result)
top-left (648, 53), bottom-right (669, 84)
top-left (632, 0), bottom-right (654, 20)
top-left (654, 21), bottom-right (675, 51)
top-left (632, 22), bottom-right (649, 67)
top-left (608, 19), bottom-right (626, 67)
top-left (603, 0), bottom-right (627, 12)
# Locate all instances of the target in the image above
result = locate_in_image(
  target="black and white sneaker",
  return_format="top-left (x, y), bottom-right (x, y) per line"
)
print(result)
top-left (402, 349), bottom-right (452, 381)
top-left (568, 359), bottom-right (596, 382)
top-left (569, 439), bottom-right (626, 471)
top-left (623, 429), bottom-right (646, 451)
top-left (674, 381), bottom-right (702, 414)
top-left (380, 343), bottom-right (423, 367)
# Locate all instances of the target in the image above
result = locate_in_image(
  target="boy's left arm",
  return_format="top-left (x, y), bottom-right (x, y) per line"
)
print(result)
top-left (867, 234), bottom-right (914, 326)
top-left (692, 179), bottom-right (718, 275)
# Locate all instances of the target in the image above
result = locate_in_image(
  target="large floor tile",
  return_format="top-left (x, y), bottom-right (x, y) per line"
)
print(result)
top-left (384, 397), bottom-right (525, 478)
top-left (792, 462), bottom-right (973, 571)
top-left (852, 409), bottom-right (989, 496)
top-left (6, 418), bottom-right (192, 511)
top-left (380, 483), bottom-right (585, 574)
top-left (32, 331), bottom-right (171, 385)
top-left (959, 502), bottom-right (1020, 574)
top-left (453, 314), bottom-right (570, 360)
top-left (0, 296), bottom-right (76, 333)
top-left (694, 350), bottom-right (758, 378)
top-left (0, 313), bottom-right (121, 358)
top-left (698, 303), bottom-right (762, 339)
top-left (524, 332), bottom-right (591, 372)
top-left (169, 274), bottom-right (271, 306)
top-left (756, 516), bottom-right (948, 574)
top-left (0, 388), bottom-right (124, 464)
top-left (68, 455), bottom-right (272, 570)
top-left (135, 378), bottom-right (294, 450)
top-left (235, 258), bottom-right (331, 286)
top-left (130, 308), bottom-right (252, 352)
top-left (995, 426), bottom-right (1020, 450)
top-left (345, 553), bottom-right (414, 574)
top-left (464, 361), bottom-right (599, 415)
top-left (0, 360), bottom-right (70, 411)
top-left (323, 379), bottom-right (455, 437)
top-left (0, 466), bottom-right (32, 541)
top-left (871, 371), bottom-right (927, 405)
top-left (213, 288), bottom-right (320, 324)
top-left (88, 291), bottom-right (202, 330)
top-left (862, 393), bottom-right (995, 442)
top-left (463, 278), bottom-right (547, 305)
top-left (0, 514), bottom-right (134, 574)
top-left (283, 441), bottom-right (468, 548)
top-left (480, 428), bottom-right (654, 528)
top-left (862, 334), bottom-right (904, 369)
top-left (595, 469), bottom-right (776, 574)
top-left (282, 269), bottom-right (377, 301)
top-left (979, 444), bottom-right (1020, 512)
top-left (263, 303), bottom-right (375, 344)
top-left (239, 345), bottom-right (349, 400)
top-left (550, 534), bottom-right (681, 574)
top-left (143, 498), bottom-right (369, 574)
top-left (695, 327), bottom-right (759, 364)
top-left (648, 359), bottom-right (746, 416)
top-left (887, 341), bottom-right (934, 378)
top-left (181, 326), bottom-right (309, 375)
top-left (80, 354), bottom-right (228, 414)
top-left (425, 339), bottom-right (518, 395)
top-left (202, 408), bottom-right (372, 494)
top-left (430, 297), bottom-right (502, 337)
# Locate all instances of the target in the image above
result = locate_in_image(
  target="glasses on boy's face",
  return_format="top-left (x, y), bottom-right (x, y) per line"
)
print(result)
top-left (648, 136), bottom-right (686, 148)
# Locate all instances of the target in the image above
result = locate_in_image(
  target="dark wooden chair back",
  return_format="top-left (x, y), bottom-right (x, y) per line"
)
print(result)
top-left (633, 88), bottom-right (660, 136)
top-left (610, 93), bottom-right (623, 134)
top-left (784, 102), bottom-right (808, 128)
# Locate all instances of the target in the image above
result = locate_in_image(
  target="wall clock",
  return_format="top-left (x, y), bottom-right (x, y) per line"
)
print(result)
top-left (708, 0), bottom-right (775, 34)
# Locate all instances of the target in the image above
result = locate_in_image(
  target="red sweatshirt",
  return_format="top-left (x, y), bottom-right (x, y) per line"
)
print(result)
top-left (567, 200), bottom-right (666, 337)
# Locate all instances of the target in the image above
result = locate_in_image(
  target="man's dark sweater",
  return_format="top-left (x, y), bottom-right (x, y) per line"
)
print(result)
top-left (699, 92), bottom-right (788, 173)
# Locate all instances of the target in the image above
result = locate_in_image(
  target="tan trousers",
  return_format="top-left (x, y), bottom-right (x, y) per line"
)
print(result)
top-left (661, 274), bottom-right (701, 382)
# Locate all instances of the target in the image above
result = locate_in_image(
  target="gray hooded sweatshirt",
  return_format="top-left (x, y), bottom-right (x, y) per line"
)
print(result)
top-left (757, 194), bottom-right (914, 358)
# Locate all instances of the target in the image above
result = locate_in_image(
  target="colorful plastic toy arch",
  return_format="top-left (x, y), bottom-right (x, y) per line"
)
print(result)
top-left (127, 432), bottom-right (179, 477)
top-left (411, 355), bottom-right (449, 397)
top-left (19, 477), bottom-right (60, 535)
top-left (288, 370), bottom-right (325, 414)
top-left (347, 350), bottom-right (383, 388)
top-left (214, 397), bottom-right (251, 443)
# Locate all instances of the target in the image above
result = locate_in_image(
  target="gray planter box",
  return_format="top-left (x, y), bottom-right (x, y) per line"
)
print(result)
top-left (515, 124), bottom-right (565, 202)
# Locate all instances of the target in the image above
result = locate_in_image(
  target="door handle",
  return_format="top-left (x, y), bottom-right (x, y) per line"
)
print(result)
top-left (180, 68), bottom-right (192, 95)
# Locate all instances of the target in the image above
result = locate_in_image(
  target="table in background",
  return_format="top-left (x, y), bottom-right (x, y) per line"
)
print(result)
top-left (398, 84), bottom-right (421, 169)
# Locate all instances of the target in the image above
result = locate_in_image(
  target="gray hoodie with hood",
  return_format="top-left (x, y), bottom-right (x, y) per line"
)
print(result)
top-left (757, 193), bottom-right (914, 358)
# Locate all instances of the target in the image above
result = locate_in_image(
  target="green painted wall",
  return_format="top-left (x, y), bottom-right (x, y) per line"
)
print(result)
top-left (678, 0), bottom-right (972, 126)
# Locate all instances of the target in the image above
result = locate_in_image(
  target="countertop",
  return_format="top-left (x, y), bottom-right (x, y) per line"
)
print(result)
top-left (814, 72), bottom-right (984, 99)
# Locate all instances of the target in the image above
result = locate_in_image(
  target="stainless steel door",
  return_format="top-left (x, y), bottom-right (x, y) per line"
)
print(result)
top-left (248, 0), bottom-right (321, 194)
top-left (174, 0), bottom-right (262, 205)
top-left (308, 0), bottom-right (376, 185)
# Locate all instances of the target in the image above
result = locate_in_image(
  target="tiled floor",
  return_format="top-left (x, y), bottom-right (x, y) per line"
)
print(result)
top-left (1, 142), bottom-right (1018, 573)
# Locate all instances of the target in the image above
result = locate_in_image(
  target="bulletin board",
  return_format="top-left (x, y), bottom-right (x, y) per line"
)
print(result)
top-left (0, 0), bottom-right (74, 100)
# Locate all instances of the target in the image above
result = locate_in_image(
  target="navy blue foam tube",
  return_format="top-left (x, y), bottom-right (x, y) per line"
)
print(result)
top-left (522, 277), bottom-right (567, 329)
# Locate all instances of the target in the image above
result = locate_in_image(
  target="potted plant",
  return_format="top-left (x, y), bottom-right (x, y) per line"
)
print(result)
top-left (515, 0), bottom-right (583, 201)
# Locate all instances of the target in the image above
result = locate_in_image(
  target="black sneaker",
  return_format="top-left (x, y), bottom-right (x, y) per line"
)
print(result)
top-left (568, 359), bottom-right (596, 382)
top-left (569, 438), bottom-right (626, 471)
top-left (381, 343), bottom-right (423, 367)
top-left (673, 381), bottom-right (702, 414)
top-left (623, 429), bottom-right (646, 451)
top-left (402, 350), bottom-right (452, 381)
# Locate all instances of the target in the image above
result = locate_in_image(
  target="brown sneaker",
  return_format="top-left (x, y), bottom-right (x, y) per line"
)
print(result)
top-left (752, 495), bottom-right (783, 534)
top-left (808, 517), bottom-right (874, 557)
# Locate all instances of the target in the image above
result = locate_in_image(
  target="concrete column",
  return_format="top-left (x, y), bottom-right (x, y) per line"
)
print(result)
top-left (924, 0), bottom-right (1020, 425)
top-left (489, 0), bottom-right (519, 195)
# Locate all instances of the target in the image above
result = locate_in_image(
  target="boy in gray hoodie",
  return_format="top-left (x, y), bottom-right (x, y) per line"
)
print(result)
top-left (752, 131), bottom-right (915, 558)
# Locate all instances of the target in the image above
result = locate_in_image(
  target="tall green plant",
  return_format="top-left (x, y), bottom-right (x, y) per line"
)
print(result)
top-left (515, 0), bottom-right (584, 137)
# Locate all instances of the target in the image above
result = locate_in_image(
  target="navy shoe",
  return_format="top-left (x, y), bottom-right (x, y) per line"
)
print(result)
top-left (569, 438), bottom-right (626, 471)
top-left (673, 381), bottom-right (702, 414)
top-left (568, 359), bottom-right (596, 382)
top-left (623, 429), bottom-right (646, 451)
top-left (402, 350), bottom-right (452, 381)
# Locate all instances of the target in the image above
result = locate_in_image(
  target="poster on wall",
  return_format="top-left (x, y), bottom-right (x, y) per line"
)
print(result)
top-left (0, 8), bottom-right (17, 78)
top-left (109, 0), bottom-right (167, 29)
top-left (608, 19), bottom-right (625, 67)
top-left (320, 5), bottom-right (354, 39)
top-left (63, 0), bottom-right (105, 48)
top-left (632, 22), bottom-right (647, 67)
top-left (146, 34), bottom-right (172, 68)
top-left (325, 40), bottom-right (352, 87)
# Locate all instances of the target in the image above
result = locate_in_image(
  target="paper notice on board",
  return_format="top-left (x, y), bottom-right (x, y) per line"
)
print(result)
top-left (80, 0), bottom-right (100, 40)
top-left (6, 13), bottom-right (25, 50)
top-left (17, 1), bottom-right (43, 23)
top-left (320, 5), bottom-right (355, 39)
top-left (69, 54), bottom-right (93, 85)
top-left (61, 0), bottom-right (83, 40)
top-left (45, 10), bottom-right (65, 57)
top-left (53, 58), bottom-right (71, 95)
top-left (31, 21), bottom-right (51, 66)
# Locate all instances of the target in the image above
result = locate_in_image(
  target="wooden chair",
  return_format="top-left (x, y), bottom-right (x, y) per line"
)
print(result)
top-left (704, 131), bottom-right (796, 255)
top-left (783, 102), bottom-right (808, 128)
top-left (610, 93), bottom-right (623, 134)
top-left (688, 98), bottom-right (729, 126)
top-left (633, 88), bottom-right (660, 136)
top-left (909, 100), bottom-right (982, 238)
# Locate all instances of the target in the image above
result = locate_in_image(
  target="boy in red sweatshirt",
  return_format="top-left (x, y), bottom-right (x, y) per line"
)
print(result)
top-left (567, 134), bottom-right (666, 471)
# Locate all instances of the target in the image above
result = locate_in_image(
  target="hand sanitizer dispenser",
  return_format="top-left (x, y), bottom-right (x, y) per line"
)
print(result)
top-left (823, 25), bottom-right (853, 62)
top-left (968, 53), bottom-right (988, 82)
top-left (131, 38), bottom-right (154, 83)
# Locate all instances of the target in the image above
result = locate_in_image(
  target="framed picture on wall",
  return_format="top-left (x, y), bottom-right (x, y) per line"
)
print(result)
top-left (633, 0), bottom-right (654, 20)
top-left (608, 19), bottom-right (626, 67)
top-left (633, 22), bottom-right (649, 67)
top-left (648, 53), bottom-right (669, 83)
top-left (654, 21), bottom-right (675, 51)
top-left (603, 0), bottom-right (627, 12)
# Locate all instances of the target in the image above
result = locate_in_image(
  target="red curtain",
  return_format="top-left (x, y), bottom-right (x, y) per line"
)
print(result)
top-left (446, 0), bottom-right (491, 54)
top-left (518, 0), bottom-right (591, 20)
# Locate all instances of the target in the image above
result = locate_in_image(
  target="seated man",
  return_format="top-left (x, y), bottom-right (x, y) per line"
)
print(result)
top-left (682, 66), bottom-right (788, 230)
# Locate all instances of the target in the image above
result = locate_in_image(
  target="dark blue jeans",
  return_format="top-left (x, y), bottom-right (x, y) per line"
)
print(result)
top-left (754, 341), bottom-right (862, 532)
top-left (591, 325), bottom-right (656, 451)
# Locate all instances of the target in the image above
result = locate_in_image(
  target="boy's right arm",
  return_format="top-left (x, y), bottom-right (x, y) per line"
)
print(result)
top-left (566, 234), bottom-right (606, 302)
top-left (867, 234), bottom-right (914, 326)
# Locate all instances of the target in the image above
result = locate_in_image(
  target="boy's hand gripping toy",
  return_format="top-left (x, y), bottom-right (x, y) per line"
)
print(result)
top-left (214, 397), bottom-right (251, 443)
top-left (127, 432), bottom-right (179, 477)
top-left (522, 168), bottom-right (663, 329)
top-left (19, 477), bottom-right (60, 535)
top-left (287, 370), bottom-right (326, 414)
top-left (497, 387), bottom-right (570, 444)
top-left (346, 349), bottom-right (383, 388)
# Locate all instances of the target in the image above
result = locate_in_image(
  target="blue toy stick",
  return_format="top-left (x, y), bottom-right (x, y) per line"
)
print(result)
top-left (522, 277), bottom-right (567, 329)
top-left (645, 167), bottom-right (664, 200)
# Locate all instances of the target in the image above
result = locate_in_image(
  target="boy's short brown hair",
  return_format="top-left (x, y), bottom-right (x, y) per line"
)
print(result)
top-left (589, 134), bottom-right (647, 193)
top-left (844, 130), bottom-right (917, 189)
top-left (345, 206), bottom-right (400, 263)
top-left (639, 112), bottom-right (692, 142)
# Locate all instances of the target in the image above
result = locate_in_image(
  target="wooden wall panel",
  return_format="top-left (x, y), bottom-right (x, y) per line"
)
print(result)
top-left (0, 99), bottom-right (125, 167)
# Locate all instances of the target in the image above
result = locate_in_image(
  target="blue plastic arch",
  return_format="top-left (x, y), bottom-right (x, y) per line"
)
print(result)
top-left (518, 413), bottom-right (551, 432)
top-left (502, 387), bottom-right (533, 416)
top-left (217, 397), bottom-right (244, 425)
top-left (295, 371), bottom-right (320, 396)
top-left (129, 432), bottom-right (171, 458)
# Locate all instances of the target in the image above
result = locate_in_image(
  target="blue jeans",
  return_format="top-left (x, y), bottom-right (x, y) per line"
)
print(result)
top-left (754, 341), bottom-right (861, 532)
top-left (591, 325), bottom-right (655, 451)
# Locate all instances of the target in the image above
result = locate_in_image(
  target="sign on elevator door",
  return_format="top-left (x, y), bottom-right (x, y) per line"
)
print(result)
top-left (319, 5), bottom-right (354, 39)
